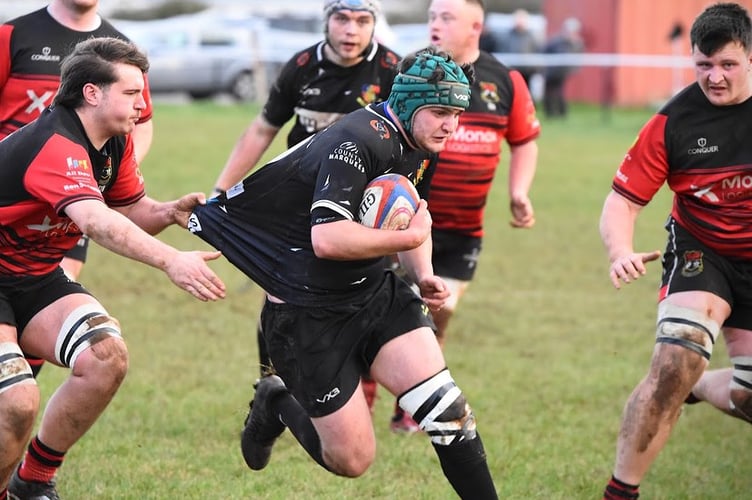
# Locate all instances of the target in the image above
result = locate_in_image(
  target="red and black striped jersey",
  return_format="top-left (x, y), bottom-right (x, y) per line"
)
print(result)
top-left (612, 83), bottom-right (752, 259)
top-left (262, 41), bottom-right (400, 148)
top-left (0, 105), bottom-right (145, 276)
top-left (0, 7), bottom-right (152, 139)
top-left (428, 51), bottom-right (541, 237)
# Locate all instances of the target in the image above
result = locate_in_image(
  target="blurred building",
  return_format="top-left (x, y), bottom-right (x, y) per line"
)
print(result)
top-left (543, 0), bottom-right (752, 107)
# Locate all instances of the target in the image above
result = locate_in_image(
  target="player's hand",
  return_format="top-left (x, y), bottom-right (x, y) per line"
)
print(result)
top-left (164, 250), bottom-right (226, 301)
top-left (172, 192), bottom-right (208, 228)
top-left (510, 196), bottom-right (535, 228)
top-left (608, 250), bottom-right (661, 289)
top-left (405, 200), bottom-right (433, 246)
top-left (417, 275), bottom-right (450, 312)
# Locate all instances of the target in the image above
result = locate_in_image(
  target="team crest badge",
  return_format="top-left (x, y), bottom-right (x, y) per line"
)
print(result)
top-left (98, 156), bottom-right (113, 191)
top-left (480, 81), bottom-right (500, 104)
top-left (681, 250), bottom-right (703, 277)
top-left (357, 84), bottom-right (381, 107)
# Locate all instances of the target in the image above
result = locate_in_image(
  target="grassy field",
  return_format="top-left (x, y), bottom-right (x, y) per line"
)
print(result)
top-left (34, 102), bottom-right (750, 499)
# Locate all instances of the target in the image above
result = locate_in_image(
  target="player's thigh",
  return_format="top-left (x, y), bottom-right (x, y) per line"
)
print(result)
top-left (371, 326), bottom-right (446, 396)
top-left (723, 327), bottom-right (752, 357)
top-left (21, 292), bottom-right (105, 363)
top-left (311, 391), bottom-right (376, 462)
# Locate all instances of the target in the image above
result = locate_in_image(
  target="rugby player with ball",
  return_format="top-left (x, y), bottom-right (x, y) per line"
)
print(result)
top-left (189, 48), bottom-right (500, 499)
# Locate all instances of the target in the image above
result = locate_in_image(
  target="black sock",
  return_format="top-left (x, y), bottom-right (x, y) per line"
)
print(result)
top-left (604, 475), bottom-right (639, 499)
top-left (257, 322), bottom-right (273, 377)
top-left (432, 433), bottom-right (498, 499)
top-left (272, 391), bottom-right (331, 472)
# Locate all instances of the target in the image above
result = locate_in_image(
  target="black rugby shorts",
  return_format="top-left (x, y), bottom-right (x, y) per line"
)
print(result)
top-left (261, 271), bottom-right (435, 417)
top-left (661, 217), bottom-right (752, 329)
top-left (0, 267), bottom-right (91, 336)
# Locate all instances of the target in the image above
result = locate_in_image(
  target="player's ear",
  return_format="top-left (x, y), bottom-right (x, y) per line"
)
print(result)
top-left (82, 82), bottom-right (102, 105)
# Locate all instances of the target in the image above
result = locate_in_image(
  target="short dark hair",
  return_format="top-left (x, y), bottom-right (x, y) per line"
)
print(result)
top-left (690, 2), bottom-right (752, 55)
top-left (54, 37), bottom-right (149, 108)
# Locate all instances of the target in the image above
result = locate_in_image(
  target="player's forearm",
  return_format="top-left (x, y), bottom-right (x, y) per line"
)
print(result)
top-left (599, 191), bottom-right (641, 262)
top-left (311, 220), bottom-right (426, 260)
top-left (71, 202), bottom-right (179, 271)
top-left (398, 237), bottom-right (434, 284)
top-left (508, 141), bottom-right (538, 200)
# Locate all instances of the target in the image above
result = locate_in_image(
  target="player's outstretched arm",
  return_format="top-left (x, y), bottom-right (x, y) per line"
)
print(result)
top-left (599, 190), bottom-right (661, 289)
top-left (66, 199), bottom-right (226, 301)
top-left (119, 192), bottom-right (209, 234)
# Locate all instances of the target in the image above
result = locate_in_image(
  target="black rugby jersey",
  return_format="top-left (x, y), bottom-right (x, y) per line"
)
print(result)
top-left (262, 41), bottom-right (399, 147)
top-left (612, 83), bottom-right (752, 258)
top-left (0, 7), bottom-right (153, 138)
top-left (190, 102), bottom-right (433, 307)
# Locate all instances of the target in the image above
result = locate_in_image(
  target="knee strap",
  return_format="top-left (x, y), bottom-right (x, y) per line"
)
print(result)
top-left (55, 304), bottom-right (122, 368)
top-left (0, 342), bottom-right (35, 394)
top-left (398, 369), bottom-right (477, 446)
top-left (655, 302), bottom-right (720, 360)
top-left (729, 356), bottom-right (752, 422)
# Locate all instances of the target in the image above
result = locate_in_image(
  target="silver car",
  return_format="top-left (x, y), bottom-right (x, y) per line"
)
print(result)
top-left (116, 19), bottom-right (259, 101)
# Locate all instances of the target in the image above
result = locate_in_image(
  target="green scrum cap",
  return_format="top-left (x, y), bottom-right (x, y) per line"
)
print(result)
top-left (387, 50), bottom-right (471, 135)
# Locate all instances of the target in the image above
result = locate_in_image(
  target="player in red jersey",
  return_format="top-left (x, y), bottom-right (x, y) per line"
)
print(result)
top-left (0, 0), bottom-right (156, 378)
top-left (599, 4), bottom-right (752, 498)
top-left (0, 37), bottom-right (224, 500)
top-left (212, 0), bottom-right (399, 414)
top-left (389, 0), bottom-right (541, 433)
top-left (0, 0), bottom-right (155, 280)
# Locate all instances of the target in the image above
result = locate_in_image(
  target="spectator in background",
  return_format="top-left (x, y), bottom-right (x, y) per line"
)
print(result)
top-left (542, 17), bottom-right (584, 118)
top-left (496, 9), bottom-right (540, 86)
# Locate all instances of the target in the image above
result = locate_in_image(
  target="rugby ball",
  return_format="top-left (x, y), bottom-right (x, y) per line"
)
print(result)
top-left (358, 174), bottom-right (420, 230)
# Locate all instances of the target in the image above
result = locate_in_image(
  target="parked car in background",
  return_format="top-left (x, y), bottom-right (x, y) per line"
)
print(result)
top-left (115, 17), bottom-right (261, 101)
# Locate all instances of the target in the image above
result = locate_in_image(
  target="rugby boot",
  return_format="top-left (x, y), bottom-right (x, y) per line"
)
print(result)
top-left (240, 374), bottom-right (287, 470)
top-left (8, 466), bottom-right (59, 500)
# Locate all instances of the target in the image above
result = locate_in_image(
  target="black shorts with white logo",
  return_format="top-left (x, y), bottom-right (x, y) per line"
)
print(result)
top-left (431, 229), bottom-right (482, 281)
top-left (261, 271), bottom-right (435, 417)
top-left (661, 217), bottom-right (752, 329)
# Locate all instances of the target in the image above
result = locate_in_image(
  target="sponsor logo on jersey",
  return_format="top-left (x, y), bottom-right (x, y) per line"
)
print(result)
top-left (328, 141), bottom-right (364, 172)
top-left (370, 119), bottom-right (390, 139)
top-left (380, 51), bottom-right (399, 69)
top-left (690, 174), bottom-right (752, 203)
top-left (444, 125), bottom-right (500, 154)
top-left (296, 52), bottom-right (311, 66)
top-left (66, 157), bottom-right (89, 170)
top-left (687, 137), bottom-right (719, 155)
top-left (26, 215), bottom-right (79, 238)
top-left (357, 84), bottom-right (381, 107)
top-left (30, 46), bottom-right (60, 62)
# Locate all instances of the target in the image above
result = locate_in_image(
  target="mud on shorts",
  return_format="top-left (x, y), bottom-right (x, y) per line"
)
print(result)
top-left (261, 271), bottom-right (435, 418)
top-left (431, 229), bottom-right (482, 281)
top-left (662, 217), bottom-right (752, 329)
top-left (0, 267), bottom-right (91, 337)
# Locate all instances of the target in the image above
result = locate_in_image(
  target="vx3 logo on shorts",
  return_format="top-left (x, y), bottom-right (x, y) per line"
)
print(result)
top-left (316, 387), bottom-right (341, 404)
